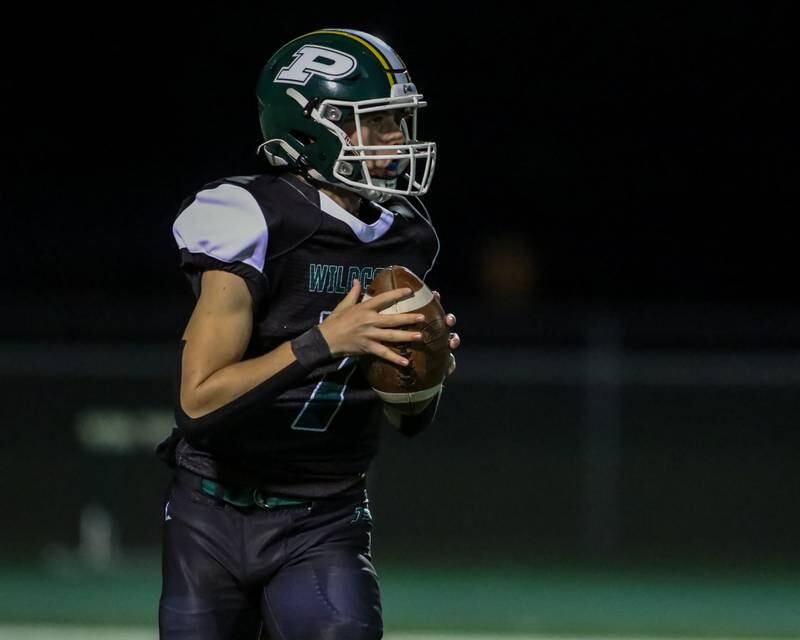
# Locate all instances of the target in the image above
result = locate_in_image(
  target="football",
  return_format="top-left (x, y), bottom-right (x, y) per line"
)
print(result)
top-left (360, 266), bottom-right (450, 410)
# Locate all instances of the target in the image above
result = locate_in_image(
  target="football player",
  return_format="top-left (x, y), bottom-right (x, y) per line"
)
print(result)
top-left (156, 28), bottom-right (460, 640)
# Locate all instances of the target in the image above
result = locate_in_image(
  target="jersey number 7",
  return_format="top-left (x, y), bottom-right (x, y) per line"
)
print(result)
top-left (290, 357), bottom-right (357, 432)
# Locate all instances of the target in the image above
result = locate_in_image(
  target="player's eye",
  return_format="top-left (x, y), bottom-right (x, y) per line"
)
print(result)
top-left (363, 111), bottom-right (407, 130)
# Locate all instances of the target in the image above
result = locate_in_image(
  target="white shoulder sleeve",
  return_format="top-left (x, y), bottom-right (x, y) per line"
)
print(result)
top-left (173, 183), bottom-right (268, 271)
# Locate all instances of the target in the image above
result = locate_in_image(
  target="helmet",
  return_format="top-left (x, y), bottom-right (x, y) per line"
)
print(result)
top-left (256, 28), bottom-right (436, 203)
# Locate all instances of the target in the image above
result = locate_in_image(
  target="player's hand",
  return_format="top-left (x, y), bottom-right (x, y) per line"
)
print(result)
top-left (432, 290), bottom-right (459, 377)
top-left (319, 279), bottom-right (425, 367)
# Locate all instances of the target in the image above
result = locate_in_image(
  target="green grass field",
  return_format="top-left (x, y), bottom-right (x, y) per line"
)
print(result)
top-left (2, 630), bottom-right (794, 640)
top-left (1, 560), bottom-right (798, 639)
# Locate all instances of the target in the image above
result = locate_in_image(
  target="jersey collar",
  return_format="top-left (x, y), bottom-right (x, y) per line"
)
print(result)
top-left (317, 189), bottom-right (395, 243)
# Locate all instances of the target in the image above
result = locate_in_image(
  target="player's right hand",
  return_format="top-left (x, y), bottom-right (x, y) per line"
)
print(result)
top-left (318, 279), bottom-right (425, 366)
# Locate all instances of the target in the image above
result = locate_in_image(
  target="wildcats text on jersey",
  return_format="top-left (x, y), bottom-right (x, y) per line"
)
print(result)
top-left (308, 264), bottom-right (385, 293)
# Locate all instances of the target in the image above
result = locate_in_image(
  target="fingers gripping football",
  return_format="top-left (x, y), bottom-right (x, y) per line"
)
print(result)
top-left (319, 279), bottom-right (425, 366)
top-left (433, 289), bottom-right (460, 377)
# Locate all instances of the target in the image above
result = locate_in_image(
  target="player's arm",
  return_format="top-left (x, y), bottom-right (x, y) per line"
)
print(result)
top-left (382, 353), bottom-right (452, 437)
top-left (176, 273), bottom-right (425, 440)
top-left (179, 269), bottom-right (296, 418)
top-left (383, 390), bottom-right (443, 437)
top-left (384, 291), bottom-right (459, 438)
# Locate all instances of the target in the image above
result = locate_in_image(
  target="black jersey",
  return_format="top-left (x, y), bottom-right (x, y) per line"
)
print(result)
top-left (160, 171), bottom-right (439, 497)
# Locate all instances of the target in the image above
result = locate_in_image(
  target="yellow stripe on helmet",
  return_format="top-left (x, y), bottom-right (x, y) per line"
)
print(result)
top-left (309, 29), bottom-right (396, 86)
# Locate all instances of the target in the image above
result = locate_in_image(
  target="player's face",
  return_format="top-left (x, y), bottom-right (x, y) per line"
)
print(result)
top-left (344, 110), bottom-right (407, 178)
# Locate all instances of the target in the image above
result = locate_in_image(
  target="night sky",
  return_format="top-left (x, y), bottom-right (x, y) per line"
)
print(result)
top-left (7, 5), bottom-right (798, 309)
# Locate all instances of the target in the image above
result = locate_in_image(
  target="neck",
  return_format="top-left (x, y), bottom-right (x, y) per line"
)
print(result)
top-left (320, 184), bottom-right (363, 215)
top-left (296, 175), bottom-right (362, 214)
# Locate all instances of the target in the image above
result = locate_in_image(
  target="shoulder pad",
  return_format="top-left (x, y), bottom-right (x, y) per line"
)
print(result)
top-left (233, 173), bottom-right (323, 262)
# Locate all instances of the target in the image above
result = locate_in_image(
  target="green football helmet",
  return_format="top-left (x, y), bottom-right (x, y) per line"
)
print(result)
top-left (256, 28), bottom-right (436, 203)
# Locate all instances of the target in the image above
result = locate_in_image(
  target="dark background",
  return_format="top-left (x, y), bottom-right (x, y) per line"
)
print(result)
top-left (2, 7), bottom-right (800, 633)
top-left (7, 5), bottom-right (798, 311)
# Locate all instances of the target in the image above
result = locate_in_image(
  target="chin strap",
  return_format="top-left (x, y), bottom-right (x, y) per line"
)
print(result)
top-left (257, 139), bottom-right (327, 183)
top-left (365, 178), bottom-right (396, 203)
top-left (257, 139), bottom-right (292, 166)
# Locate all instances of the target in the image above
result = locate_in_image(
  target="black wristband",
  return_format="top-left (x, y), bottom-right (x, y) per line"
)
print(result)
top-left (290, 325), bottom-right (332, 371)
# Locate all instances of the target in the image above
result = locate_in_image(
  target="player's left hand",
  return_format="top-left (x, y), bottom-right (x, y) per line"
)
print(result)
top-left (432, 290), bottom-right (459, 377)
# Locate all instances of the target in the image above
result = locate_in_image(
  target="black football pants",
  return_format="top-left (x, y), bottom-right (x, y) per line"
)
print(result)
top-left (158, 469), bottom-right (382, 639)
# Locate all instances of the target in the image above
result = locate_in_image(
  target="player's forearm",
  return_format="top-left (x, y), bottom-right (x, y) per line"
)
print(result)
top-left (175, 327), bottom-right (332, 440)
top-left (185, 341), bottom-right (296, 418)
